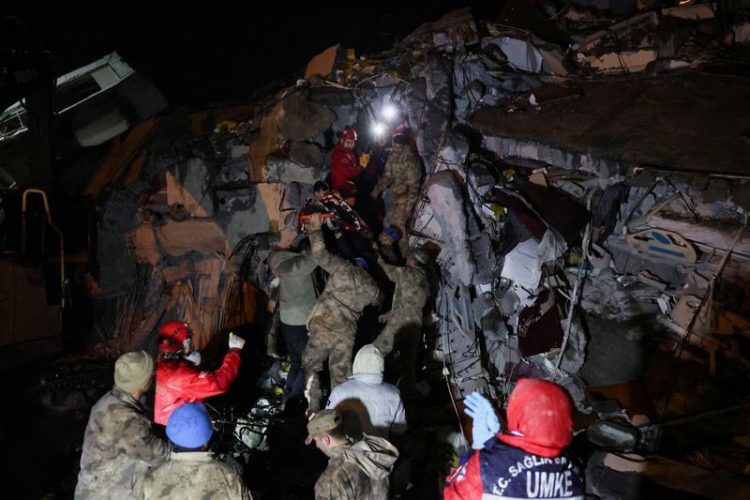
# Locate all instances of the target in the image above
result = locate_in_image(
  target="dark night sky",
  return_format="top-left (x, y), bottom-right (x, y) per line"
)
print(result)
top-left (5, 1), bottom-right (501, 108)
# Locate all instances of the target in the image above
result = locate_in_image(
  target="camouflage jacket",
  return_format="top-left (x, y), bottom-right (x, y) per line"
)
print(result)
top-left (134, 451), bottom-right (252, 499)
top-left (380, 257), bottom-right (429, 316)
top-left (371, 146), bottom-right (422, 199)
top-left (307, 229), bottom-right (381, 332)
top-left (75, 386), bottom-right (170, 500)
top-left (315, 434), bottom-right (399, 500)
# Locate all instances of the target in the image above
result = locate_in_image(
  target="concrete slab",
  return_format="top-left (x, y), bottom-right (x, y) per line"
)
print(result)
top-left (473, 72), bottom-right (750, 175)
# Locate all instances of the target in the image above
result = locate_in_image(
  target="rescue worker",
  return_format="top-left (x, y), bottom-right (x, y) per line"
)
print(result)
top-left (302, 212), bottom-right (382, 414)
top-left (326, 344), bottom-right (406, 439)
top-left (154, 320), bottom-right (245, 425)
top-left (307, 409), bottom-right (399, 500)
top-left (355, 133), bottom-right (389, 231)
top-left (330, 126), bottom-right (362, 195)
top-left (372, 247), bottom-right (430, 402)
top-left (444, 379), bottom-right (585, 499)
top-left (370, 132), bottom-right (422, 254)
top-left (135, 403), bottom-right (252, 499)
top-left (267, 245), bottom-right (318, 407)
top-left (76, 351), bottom-right (169, 499)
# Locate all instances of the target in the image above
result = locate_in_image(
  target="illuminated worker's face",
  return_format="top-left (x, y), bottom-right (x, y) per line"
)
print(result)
top-left (314, 189), bottom-right (327, 201)
top-left (343, 138), bottom-right (355, 150)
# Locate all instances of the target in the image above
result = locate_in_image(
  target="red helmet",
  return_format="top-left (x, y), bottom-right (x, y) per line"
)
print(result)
top-left (341, 127), bottom-right (358, 142)
top-left (158, 321), bottom-right (192, 353)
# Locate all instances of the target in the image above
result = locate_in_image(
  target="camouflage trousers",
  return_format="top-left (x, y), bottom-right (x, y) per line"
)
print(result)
top-left (303, 326), bottom-right (355, 413)
top-left (384, 193), bottom-right (419, 254)
top-left (373, 312), bottom-right (422, 402)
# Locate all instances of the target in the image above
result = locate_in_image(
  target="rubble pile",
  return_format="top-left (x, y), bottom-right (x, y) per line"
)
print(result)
top-left (86, 1), bottom-right (750, 428)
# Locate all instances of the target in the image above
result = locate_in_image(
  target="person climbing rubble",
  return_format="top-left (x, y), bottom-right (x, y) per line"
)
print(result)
top-left (76, 351), bottom-right (170, 499)
top-left (302, 212), bottom-right (382, 415)
top-left (444, 379), bottom-right (584, 500)
top-left (267, 244), bottom-right (318, 410)
top-left (135, 403), bottom-right (252, 499)
top-left (325, 344), bottom-right (407, 439)
top-left (301, 180), bottom-right (372, 260)
top-left (372, 247), bottom-right (431, 402)
top-left (154, 320), bottom-right (245, 425)
top-left (330, 126), bottom-right (363, 196)
top-left (306, 409), bottom-right (399, 500)
top-left (355, 133), bottom-right (389, 231)
top-left (370, 132), bottom-right (423, 254)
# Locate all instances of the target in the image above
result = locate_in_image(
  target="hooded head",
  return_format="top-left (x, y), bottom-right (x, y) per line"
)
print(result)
top-left (499, 378), bottom-right (573, 458)
top-left (166, 403), bottom-right (214, 450)
top-left (114, 350), bottom-right (154, 395)
top-left (352, 344), bottom-right (384, 383)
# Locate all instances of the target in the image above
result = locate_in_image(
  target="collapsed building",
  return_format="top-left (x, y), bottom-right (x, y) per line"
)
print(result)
top-left (4, 1), bottom-right (750, 498)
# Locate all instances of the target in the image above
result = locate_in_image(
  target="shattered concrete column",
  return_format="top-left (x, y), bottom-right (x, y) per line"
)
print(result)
top-left (416, 53), bottom-right (452, 170)
top-left (420, 170), bottom-right (476, 286)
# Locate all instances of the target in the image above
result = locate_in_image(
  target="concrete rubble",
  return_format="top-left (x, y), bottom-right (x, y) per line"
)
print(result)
top-left (68, 1), bottom-right (750, 497)
top-left (80, 0), bottom-right (750, 390)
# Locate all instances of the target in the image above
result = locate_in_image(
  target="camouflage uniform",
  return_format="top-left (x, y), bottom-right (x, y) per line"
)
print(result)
top-left (134, 451), bottom-right (252, 499)
top-left (303, 228), bottom-right (381, 412)
top-left (373, 257), bottom-right (429, 400)
top-left (315, 434), bottom-right (399, 500)
top-left (75, 386), bottom-right (170, 499)
top-left (371, 146), bottom-right (422, 250)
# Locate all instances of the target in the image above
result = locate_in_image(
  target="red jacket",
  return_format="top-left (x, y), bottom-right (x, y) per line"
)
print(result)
top-left (331, 144), bottom-right (361, 193)
top-left (444, 379), bottom-right (581, 499)
top-left (154, 349), bottom-right (241, 425)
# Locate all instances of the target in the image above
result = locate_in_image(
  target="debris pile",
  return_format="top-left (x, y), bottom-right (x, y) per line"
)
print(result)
top-left (84, 1), bottom-right (750, 403)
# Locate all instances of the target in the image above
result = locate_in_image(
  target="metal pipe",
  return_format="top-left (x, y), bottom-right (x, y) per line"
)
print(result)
top-left (21, 189), bottom-right (65, 308)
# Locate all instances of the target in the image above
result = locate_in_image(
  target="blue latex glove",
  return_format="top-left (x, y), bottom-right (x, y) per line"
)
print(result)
top-left (464, 392), bottom-right (501, 449)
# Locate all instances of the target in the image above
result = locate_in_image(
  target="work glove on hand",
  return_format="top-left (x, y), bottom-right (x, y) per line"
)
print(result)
top-left (228, 332), bottom-right (246, 351)
top-left (184, 351), bottom-right (202, 366)
top-left (464, 392), bottom-right (501, 449)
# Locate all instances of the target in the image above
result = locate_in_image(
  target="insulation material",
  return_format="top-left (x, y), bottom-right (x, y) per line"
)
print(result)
top-left (588, 49), bottom-right (657, 74)
top-left (155, 220), bottom-right (230, 257)
top-left (127, 224), bottom-right (161, 266)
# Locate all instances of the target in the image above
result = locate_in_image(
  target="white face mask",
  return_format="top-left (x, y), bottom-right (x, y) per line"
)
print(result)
top-left (182, 338), bottom-right (194, 355)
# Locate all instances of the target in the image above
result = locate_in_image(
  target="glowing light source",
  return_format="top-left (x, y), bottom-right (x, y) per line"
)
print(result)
top-left (371, 122), bottom-right (387, 137)
top-left (381, 103), bottom-right (398, 122)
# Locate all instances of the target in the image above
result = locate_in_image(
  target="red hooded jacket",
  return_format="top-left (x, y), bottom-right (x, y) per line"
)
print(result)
top-left (154, 349), bottom-right (241, 425)
top-left (330, 144), bottom-right (361, 193)
top-left (444, 379), bottom-right (582, 500)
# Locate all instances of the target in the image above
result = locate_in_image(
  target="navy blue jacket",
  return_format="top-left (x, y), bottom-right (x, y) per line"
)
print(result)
top-left (445, 437), bottom-right (584, 499)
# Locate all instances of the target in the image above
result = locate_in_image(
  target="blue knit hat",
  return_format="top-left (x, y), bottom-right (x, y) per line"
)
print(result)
top-left (352, 257), bottom-right (369, 270)
top-left (166, 403), bottom-right (214, 449)
top-left (383, 225), bottom-right (401, 242)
